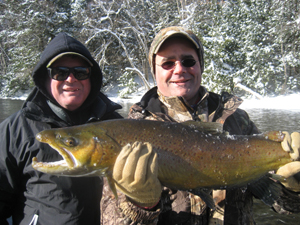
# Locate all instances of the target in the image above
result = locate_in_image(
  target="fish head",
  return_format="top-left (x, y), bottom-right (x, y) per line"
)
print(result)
top-left (32, 124), bottom-right (120, 177)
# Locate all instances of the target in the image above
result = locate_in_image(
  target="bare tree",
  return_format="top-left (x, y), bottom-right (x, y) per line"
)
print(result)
top-left (80, 0), bottom-right (184, 95)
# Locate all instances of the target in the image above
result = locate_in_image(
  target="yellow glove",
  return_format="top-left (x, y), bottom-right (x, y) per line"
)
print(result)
top-left (113, 142), bottom-right (162, 208)
top-left (276, 161), bottom-right (300, 192)
top-left (276, 132), bottom-right (300, 192)
top-left (281, 132), bottom-right (300, 160)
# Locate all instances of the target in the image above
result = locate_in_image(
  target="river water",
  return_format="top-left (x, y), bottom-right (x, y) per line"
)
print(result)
top-left (1, 97), bottom-right (300, 224)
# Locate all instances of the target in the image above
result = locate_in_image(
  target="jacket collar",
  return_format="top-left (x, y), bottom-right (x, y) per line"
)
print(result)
top-left (209, 91), bottom-right (243, 124)
top-left (157, 86), bottom-right (210, 122)
top-left (22, 88), bottom-right (121, 127)
top-left (137, 86), bottom-right (243, 124)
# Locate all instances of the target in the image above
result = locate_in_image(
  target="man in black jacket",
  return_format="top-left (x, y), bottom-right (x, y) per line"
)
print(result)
top-left (0, 33), bottom-right (123, 224)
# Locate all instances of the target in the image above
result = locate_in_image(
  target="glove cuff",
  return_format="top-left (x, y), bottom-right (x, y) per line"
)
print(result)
top-left (131, 199), bottom-right (160, 210)
top-left (119, 197), bottom-right (161, 224)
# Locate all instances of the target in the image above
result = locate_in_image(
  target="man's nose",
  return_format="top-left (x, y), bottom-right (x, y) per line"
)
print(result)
top-left (65, 73), bottom-right (77, 82)
top-left (173, 60), bottom-right (187, 73)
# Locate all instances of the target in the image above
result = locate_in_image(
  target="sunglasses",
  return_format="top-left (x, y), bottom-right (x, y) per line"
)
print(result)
top-left (157, 59), bottom-right (198, 70)
top-left (47, 67), bottom-right (91, 81)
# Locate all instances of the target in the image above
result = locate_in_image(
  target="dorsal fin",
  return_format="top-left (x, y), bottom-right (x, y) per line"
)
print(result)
top-left (182, 121), bottom-right (223, 134)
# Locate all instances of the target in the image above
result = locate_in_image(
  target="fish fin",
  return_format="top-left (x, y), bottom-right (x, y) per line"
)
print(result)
top-left (248, 175), bottom-right (281, 206)
top-left (106, 173), bottom-right (118, 200)
top-left (190, 188), bottom-right (216, 209)
top-left (262, 131), bottom-right (285, 142)
top-left (270, 174), bottom-right (287, 183)
top-left (182, 121), bottom-right (223, 134)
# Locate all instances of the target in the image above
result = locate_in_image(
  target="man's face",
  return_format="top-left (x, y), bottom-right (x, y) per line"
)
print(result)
top-left (155, 37), bottom-right (202, 105)
top-left (46, 55), bottom-right (91, 111)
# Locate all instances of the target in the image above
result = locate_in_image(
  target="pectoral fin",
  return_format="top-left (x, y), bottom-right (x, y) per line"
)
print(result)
top-left (106, 173), bottom-right (118, 199)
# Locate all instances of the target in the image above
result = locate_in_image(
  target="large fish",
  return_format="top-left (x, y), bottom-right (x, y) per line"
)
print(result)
top-left (32, 119), bottom-right (292, 208)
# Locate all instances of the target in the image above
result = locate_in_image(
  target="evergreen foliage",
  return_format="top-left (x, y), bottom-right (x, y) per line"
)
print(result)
top-left (0, 0), bottom-right (299, 97)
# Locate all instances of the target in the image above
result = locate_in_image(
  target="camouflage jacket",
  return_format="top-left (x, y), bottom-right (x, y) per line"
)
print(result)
top-left (100, 86), bottom-right (300, 225)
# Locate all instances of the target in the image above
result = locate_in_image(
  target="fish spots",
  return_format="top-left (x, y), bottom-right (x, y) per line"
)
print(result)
top-left (227, 155), bottom-right (234, 160)
top-left (235, 172), bottom-right (244, 179)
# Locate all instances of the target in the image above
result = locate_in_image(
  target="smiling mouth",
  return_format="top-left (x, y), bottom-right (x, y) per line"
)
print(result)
top-left (65, 88), bottom-right (80, 92)
top-left (170, 80), bottom-right (190, 84)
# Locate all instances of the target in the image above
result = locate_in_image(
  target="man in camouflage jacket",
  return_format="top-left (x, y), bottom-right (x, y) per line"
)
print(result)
top-left (100, 26), bottom-right (300, 225)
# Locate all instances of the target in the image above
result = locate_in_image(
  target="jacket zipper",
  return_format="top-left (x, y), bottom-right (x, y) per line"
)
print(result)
top-left (29, 214), bottom-right (38, 225)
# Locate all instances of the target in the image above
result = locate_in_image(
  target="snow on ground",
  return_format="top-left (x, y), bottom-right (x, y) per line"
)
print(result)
top-left (240, 93), bottom-right (300, 110)
top-left (104, 85), bottom-right (146, 106)
top-left (3, 85), bottom-right (300, 111)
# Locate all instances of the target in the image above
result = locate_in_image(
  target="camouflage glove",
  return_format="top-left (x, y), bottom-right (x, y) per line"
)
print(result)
top-left (113, 142), bottom-right (162, 208)
top-left (277, 132), bottom-right (300, 192)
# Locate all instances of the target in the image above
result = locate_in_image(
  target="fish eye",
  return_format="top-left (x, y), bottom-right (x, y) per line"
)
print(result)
top-left (63, 137), bottom-right (78, 147)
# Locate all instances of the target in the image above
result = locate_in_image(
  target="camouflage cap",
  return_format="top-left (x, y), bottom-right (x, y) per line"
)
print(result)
top-left (149, 26), bottom-right (204, 75)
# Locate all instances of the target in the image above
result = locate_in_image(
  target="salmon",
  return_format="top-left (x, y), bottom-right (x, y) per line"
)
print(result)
top-left (32, 119), bottom-right (292, 207)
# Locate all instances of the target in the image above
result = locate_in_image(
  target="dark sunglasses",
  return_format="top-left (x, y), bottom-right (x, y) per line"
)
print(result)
top-left (157, 59), bottom-right (198, 70)
top-left (47, 67), bottom-right (91, 81)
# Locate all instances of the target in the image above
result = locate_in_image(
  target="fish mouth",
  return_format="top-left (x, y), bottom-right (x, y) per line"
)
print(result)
top-left (32, 145), bottom-right (79, 174)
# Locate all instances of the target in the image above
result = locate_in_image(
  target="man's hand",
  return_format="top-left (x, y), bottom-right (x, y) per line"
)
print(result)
top-left (277, 132), bottom-right (300, 192)
top-left (113, 142), bottom-right (162, 208)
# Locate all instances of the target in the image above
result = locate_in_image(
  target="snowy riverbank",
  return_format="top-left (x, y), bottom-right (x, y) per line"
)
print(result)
top-left (2, 87), bottom-right (300, 111)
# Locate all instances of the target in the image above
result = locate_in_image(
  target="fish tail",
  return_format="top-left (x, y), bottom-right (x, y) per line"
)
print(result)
top-left (263, 131), bottom-right (285, 142)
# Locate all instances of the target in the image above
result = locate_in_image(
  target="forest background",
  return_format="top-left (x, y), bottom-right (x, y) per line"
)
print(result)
top-left (0, 0), bottom-right (299, 98)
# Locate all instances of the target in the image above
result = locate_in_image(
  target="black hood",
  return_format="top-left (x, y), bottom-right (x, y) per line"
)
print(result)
top-left (32, 32), bottom-right (102, 111)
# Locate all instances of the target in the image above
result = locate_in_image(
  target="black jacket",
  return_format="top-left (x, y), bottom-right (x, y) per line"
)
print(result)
top-left (0, 33), bottom-right (122, 225)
